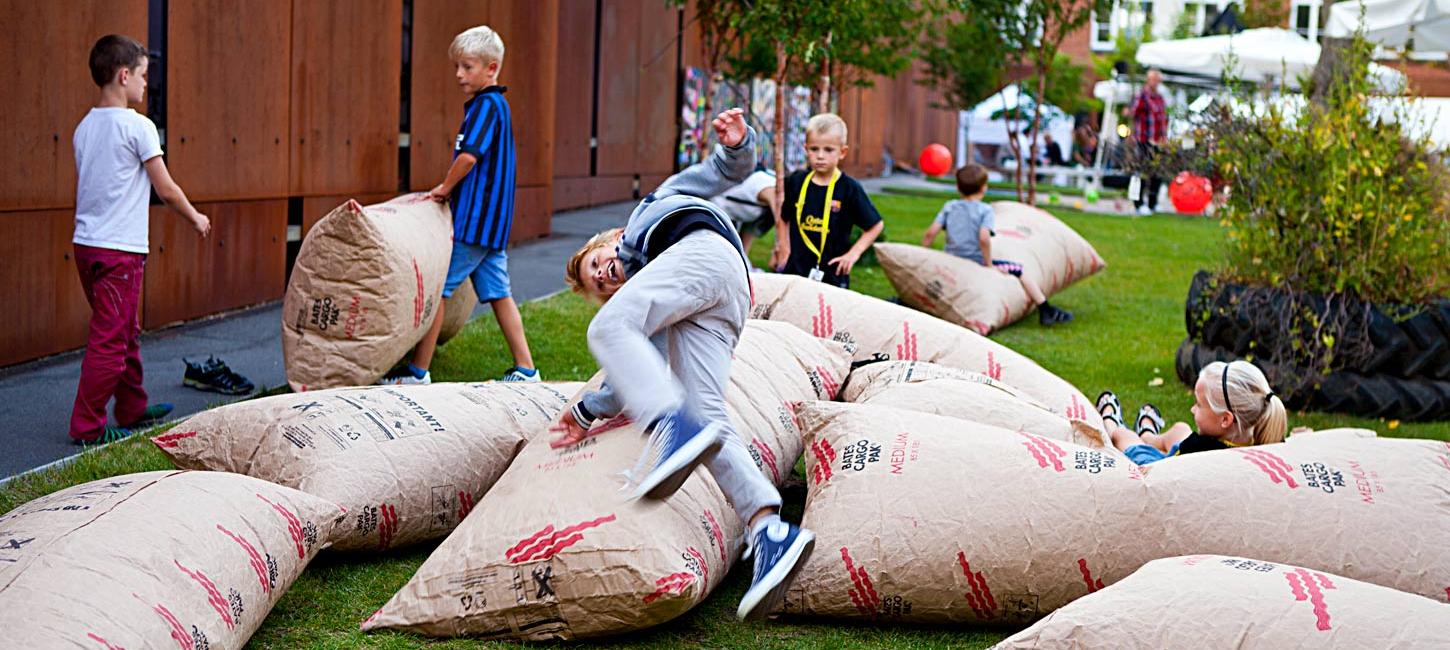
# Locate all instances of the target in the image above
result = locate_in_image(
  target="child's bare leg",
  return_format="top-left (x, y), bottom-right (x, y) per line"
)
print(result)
top-left (1150, 423), bottom-right (1193, 453)
top-left (1111, 426), bottom-right (1144, 453)
top-left (409, 303), bottom-right (446, 370)
top-left (1018, 275), bottom-right (1048, 305)
top-left (491, 296), bottom-right (535, 369)
top-left (740, 232), bottom-right (757, 253)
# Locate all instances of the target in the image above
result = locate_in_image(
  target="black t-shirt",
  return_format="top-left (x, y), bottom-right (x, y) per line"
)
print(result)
top-left (780, 170), bottom-right (883, 288)
top-left (1174, 432), bottom-right (1229, 455)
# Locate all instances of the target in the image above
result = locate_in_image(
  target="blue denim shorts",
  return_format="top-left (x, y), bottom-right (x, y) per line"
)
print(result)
top-left (1123, 443), bottom-right (1184, 466)
top-left (443, 241), bottom-right (511, 301)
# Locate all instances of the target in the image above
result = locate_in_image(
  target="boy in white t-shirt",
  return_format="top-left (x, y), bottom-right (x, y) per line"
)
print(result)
top-left (69, 35), bottom-right (210, 445)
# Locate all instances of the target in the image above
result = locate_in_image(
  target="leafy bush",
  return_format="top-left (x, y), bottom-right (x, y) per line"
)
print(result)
top-left (1150, 34), bottom-right (1450, 380)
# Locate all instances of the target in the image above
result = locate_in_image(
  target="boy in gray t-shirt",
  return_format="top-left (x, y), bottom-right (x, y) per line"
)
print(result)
top-left (921, 164), bottom-right (1073, 326)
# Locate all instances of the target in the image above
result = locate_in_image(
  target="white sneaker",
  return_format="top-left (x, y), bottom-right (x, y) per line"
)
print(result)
top-left (1136, 205), bottom-right (1153, 216)
top-left (378, 369), bottom-right (431, 385)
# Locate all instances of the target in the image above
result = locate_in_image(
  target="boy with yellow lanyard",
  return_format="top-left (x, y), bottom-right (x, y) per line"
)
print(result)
top-left (771, 113), bottom-right (884, 289)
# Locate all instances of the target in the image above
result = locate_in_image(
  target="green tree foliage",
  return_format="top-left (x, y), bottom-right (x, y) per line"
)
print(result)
top-left (1239, 0), bottom-right (1289, 29)
top-left (919, 1), bottom-right (1019, 112)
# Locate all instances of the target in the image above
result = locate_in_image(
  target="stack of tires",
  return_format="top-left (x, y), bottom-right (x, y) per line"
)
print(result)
top-left (1178, 270), bottom-right (1450, 420)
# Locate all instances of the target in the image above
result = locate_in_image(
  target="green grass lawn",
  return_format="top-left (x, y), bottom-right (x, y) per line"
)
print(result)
top-left (4, 194), bottom-right (1446, 649)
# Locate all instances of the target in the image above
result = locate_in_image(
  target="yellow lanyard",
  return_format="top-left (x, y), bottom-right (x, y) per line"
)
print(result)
top-left (795, 169), bottom-right (840, 266)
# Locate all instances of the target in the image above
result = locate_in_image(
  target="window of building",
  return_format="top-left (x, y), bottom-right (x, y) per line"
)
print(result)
top-left (1292, 0), bottom-right (1322, 41)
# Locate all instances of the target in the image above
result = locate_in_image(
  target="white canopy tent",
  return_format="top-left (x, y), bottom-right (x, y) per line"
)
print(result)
top-left (1136, 28), bottom-right (1406, 91)
top-left (1326, 0), bottom-right (1450, 51)
top-left (954, 84), bottom-right (1076, 168)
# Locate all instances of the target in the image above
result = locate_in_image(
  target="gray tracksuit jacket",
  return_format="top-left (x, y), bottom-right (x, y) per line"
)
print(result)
top-left (572, 127), bottom-right (759, 426)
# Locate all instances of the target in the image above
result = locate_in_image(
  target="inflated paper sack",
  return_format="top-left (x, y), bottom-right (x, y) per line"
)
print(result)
top-left (362, 320), bottom-right (851, 640)
top-left (843, 360), bottom-right (1106, 449)
top-left (996, 555), bottom-right (1450, 648)
top-left (782, 401), bottom-right (1450, 624)
top-left (0, 471), bottom-right (342, 649)
top-left (750, 273), bottom-right (1103, 431)
top-left (437, 277), bottom-right (479, 345)
top-left (283, 194), bottom-right (452, 391)
top-left (157, 382), bottom-right (582, 552)
top-left (878, 202), bottom-right (1103, 335)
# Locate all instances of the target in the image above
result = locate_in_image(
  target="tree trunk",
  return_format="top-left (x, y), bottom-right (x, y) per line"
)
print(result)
top-left (1028, 63), bottom-right (1048, 204)
top-left (774, 42), bottom-right (788, 223)
top-left (1310, 36), bottom-right (1352, 107)
top-left (1005, 85), bottom-right (1025, 202)
top-left (817, 33), bottom-right (832, 114)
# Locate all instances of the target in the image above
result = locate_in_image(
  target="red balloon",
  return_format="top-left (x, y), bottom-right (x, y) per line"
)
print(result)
top-left (919, 143), bottom-right (953, 177)
top-left (1169, 171), bottom-right (1213, 214)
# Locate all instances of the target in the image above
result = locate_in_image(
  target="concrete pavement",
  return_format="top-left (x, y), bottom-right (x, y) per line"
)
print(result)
top-left (0, 201), bottom-right (633, 480)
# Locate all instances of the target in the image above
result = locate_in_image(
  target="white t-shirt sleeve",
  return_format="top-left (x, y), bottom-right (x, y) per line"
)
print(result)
top-left (133, 116), bottom-right (163, 163)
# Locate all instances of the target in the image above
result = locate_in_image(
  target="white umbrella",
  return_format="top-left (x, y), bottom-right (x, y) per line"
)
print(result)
top-left (1325, 0), bottom-right (1450, 51)
top-left (1136, 27), bottom-right (1405, 91)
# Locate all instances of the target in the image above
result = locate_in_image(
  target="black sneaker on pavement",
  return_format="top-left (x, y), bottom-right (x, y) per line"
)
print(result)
top-left (183, 357), bottom-right (255, 395)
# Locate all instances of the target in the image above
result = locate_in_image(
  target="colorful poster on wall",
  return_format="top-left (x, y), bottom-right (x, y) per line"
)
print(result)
top-left (676, 67), bottom-right (812, 173)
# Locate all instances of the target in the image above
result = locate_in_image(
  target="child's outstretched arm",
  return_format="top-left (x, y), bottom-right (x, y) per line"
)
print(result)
top-left (427, 153), bottom-right (479, 202)
top-left (654, 108), bottom-right (755, 201)
top-left (144, 157), bottom-right (210, 237)
top-left (550, 381), bottom-right (622, 448)
top-left (921, 222), bottom-right (943, 247)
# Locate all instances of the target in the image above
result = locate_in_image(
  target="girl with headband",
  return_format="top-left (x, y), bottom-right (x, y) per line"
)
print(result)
top-left (1097, 360), bottom-right (1289, 465)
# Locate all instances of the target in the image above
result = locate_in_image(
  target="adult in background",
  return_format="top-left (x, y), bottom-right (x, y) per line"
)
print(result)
top-left (1072, 118), bottom-right (1098, 167)
top-left (1042, 133), bottom-right (1068, 166)
top-left (1131, 68), bottom-right (1168, 215)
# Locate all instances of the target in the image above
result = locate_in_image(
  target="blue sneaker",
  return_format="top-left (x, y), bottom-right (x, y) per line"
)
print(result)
top-left (737, 519), bottom-right (816, 620)
top-left (629, 409), bottom-right (724, 500)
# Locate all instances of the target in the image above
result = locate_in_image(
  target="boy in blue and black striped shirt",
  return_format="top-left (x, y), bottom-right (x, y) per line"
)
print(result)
top-left (383, 25), bottom-right (538, 385)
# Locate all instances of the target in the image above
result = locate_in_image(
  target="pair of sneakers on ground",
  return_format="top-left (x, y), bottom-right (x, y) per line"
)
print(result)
top-left (378, 365), bottom-right (540, 385)
top-left (1095, 390), bottom-right (1165, 437)
top-left (633, 409), bottom-right (816, 621)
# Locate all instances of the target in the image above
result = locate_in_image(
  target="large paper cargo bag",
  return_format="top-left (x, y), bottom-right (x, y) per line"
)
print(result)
top-left (437, 277), bottom-right (479, 345)
top-left (843, 360), bottom-right (1105, 449)
top-left (750, 273), bottom-right (1102, 430)
top-left (0, 471), bottom-right (343, 649)
top-left (783, 401), bottom-right (1450, 624)
top-left (362, 320), bottom-right (851, 639)
top-left (996, 555), bottom-right (1450, 648)
top-left (158, 382), bottom-right (580, 551)
top-left (283, 194), bottom-right (451, 390)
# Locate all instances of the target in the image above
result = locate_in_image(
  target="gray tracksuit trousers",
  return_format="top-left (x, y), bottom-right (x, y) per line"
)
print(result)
top-left (583, 230), bottom-right (782, 523)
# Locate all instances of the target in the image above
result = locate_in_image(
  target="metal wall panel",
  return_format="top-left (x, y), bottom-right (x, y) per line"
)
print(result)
top-left (167, 0), bottom-right (291, 202)
top-left (143, 200), bottom-right (287, 329)
top-left (290, 0), bottom-right (402, 197)
top-left (634, 1), bottom-right (679, 176)
top-left (0, 210), bottom-right (93, 365)
top-left (595, 0), bottom-right (642, 176)
top-left (0, 0), bottom-right (148, 211)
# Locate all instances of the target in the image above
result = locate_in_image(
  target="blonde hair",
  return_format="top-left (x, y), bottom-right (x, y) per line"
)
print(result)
top-left (806, 113), bottom-right (848, 145)
top-left (564, 228), bottom-right (624, 301)
top-left (1200, 360), bottom-right (1288, 446)
top-left (450, 25), bottom-right (505, 66)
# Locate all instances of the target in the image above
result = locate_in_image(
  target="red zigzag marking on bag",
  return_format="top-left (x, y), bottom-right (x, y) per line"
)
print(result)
top-left (378, 503), bottom-right (399, 550)
top-left (175, 559), bottom-right (235, 630)
top-left (87, 632), bottom-right (126, 650)
top-left (840, 547), bottom-right (880, 616)
top-left (506, 514), bottom-right (617, 564)
top-left (1236, 449), bottom-right (1299, 488)
top-left (458, 491), bottom-right (475, 522)
top-left (218, 524), bottom-right (271, 593)
top-left (753, 436), bottom-right (780, 484)
top-left (256, 493), bottom-right (306, 558)
top-left (1285, 568), bottom-right (1336, 631)
top-left (957, 552), bottom-right (997, 619)
top-left (1019, 433), bottom-right (1066, 472)
top-left (642, 571), bottom-right (696, 603)
top-left (704, 509), bottom-right (728, 565)
top-left (1077, 558), bottom-right (1104, 592)
top-left (134, 594), bottom-right (192, 650)
top-left (152, 431), bottom-right (197, 448)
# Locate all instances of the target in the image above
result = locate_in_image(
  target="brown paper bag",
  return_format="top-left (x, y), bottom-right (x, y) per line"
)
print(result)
top-left (844, 360), bottom-right (1105, 449)
top-left (361, 320), bottom-right (852, 640)
top-left (0, 471), bottom-right (343, 649)
top-left (997, 555), bottom-right (1450, 648)
top-left (283, 194), bottom-right (452, 391)
top-left (157, 382), bottom-right (581, 551)
top-left (750, 273), bottom-right (1102, 431)
top-left (437, 277), bottom-right (479, 345)
top-left (876, 202), bottom-right (1103, 335)
top-left (783, 401), bottom-right (1450, 624)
